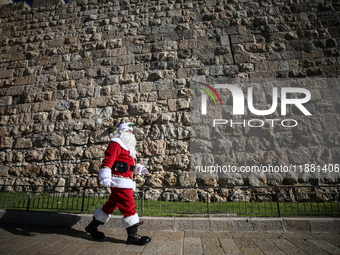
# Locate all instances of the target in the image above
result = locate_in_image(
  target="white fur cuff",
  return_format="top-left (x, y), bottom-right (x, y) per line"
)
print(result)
top-left (94, 207), bottom-right (111, 223)
top-left (122, 213), bottom-right (139, 228)
top-left (135, 164), bottom-right (143, 175)
top-left (99, 167), bottom-right (111, 181)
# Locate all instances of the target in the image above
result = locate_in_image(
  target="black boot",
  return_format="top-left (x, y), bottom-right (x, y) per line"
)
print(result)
top-left (85, 217), bottom-right (105, 240)
top-left (126, 223), bottom-right (151, 245)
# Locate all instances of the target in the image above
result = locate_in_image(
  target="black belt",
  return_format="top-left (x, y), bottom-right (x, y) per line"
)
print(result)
top-left (113, 161), bottom-right (135, 173)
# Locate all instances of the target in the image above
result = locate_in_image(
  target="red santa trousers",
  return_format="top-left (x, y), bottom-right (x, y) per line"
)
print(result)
top-left (102, 187), bottom-right (136, 217)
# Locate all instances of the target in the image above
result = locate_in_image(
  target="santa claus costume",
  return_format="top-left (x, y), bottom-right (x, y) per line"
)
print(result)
top-left (85, 123), bottom-right (151, 245)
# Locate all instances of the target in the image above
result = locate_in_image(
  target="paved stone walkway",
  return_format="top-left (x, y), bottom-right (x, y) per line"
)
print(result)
top-left (0, 223), bottom-right (340, 255)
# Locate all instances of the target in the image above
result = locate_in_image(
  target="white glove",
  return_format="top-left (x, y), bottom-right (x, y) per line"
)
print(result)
top-left (136, 164), bottom-right (148, 175)
top-left (100, 178), bottom-right (114, 188)
top-left (99, 167), bottom-right (112, 187)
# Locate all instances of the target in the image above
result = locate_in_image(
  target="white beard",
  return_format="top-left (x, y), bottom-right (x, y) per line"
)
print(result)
top-left (120, 131), bottom-right (137, 159)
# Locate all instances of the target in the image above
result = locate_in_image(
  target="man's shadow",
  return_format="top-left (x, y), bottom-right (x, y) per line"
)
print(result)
top-left (0, 210), bottom-right (126, 244)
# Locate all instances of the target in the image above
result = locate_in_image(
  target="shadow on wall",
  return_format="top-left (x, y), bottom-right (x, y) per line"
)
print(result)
top-left (0, 209), bottom-right (125, 243)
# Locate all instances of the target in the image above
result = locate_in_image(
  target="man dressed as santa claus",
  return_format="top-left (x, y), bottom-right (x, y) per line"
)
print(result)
top-left (85, 122), bottom-right (151, 245)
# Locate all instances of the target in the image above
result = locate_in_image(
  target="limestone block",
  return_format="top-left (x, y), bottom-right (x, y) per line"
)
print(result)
top-left (41, 165), bottom-right (58, 176)
top-left (211, 218), bottom-right (234, 231)
top-left (175, 218), bottom-right (210, 231)
top-left (164, 172), bottom-right (178, 187)
top-left (33, 0), bottom-right (65, 8)
top-left (84, 145), bottom-right (106, 159)
top-left (75, 162), bottom-right (90, 174)
top-left (283, 218), bottom-right (310, 232)
top-left (0, 127), bottom-right (10, 137)
top-left (140, 217), bottom-right (175, 230)
top-left (14, 138), bottom-right (32, 149)
top-left (234, 218), bottom-right (261, 232)
top-left (44, 149), bottom-right (61, 161)
top-left (310, 218), bottom-right (340, 233)
top-left (122, 83), bottom-right (139, 93)
top-left (89, 129), bottom-right (110, 143)
top-left (120, 74), bottom-right (135, 84)
top-left (130, 103), bottom-right (152, 115)
top-left (47, 133), bottom-right (65, 147)
top-left (58, 80), bottom-right (76, 90)
top-left (179, 39), bottom-right (197, 50)
top-left (22, 163), bottom-right (40, 177)
top-left (112, 104), bottom-right (129, 117)
top-left (81, 108), bottom-right (95, 118)
top-left (68, 132), bottom-right (88, 145)
top-left (33, 112), bottom-right (49, 123)
top-left (55, 178), bottom-right (66, 192)
top-left (0, 137), bottom-right (13, 149)
top-left (140, 82), bottom-right (152, 93)
top-left (220, 36), bottom-right (230, 46)
top-left (90, 96), bottom-right (108, 107)
top-left (143, 140), bottom-right (166, 156)
top-left (256, 218), bottom-right (284, 232)
top-left (0, 69), bottom-right (13, 78)
top-left (62, 147), bottom-right (84, 160)
top-left (169, 140), bottom-right (189, 154)
top-left (0, 96), bottom-right (12, 106)
top-left (145, 175), bottom-right (163, 187)
top-left (25, 150), bottom-right (44, 162)
top-left (57, 110), bottom-right (72, 121)
top-left (159, 89), bottom-right (177, 100)
top-left (163, 155), bottom-right (190, 169)
top-left (147, 71), bottom-right (162, 81)
top-left (178, 126), bottom-right (190, 140)
top-left (161, 112), bottom-right (176, 123)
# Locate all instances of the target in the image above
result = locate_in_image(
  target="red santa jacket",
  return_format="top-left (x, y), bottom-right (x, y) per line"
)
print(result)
top-left (101, 142), bottom-right (136, 180)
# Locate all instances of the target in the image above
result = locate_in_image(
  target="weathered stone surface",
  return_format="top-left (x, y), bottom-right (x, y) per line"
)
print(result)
top-left (175, 218), bottom-right (210, 231)
top-left (22, 164), bottom-right (40, 177)
top-left (178, 171), bottom-right (195, 187)
top-left (164, 172), bottom-right (178, 187)
top-left (283, 218), bottom-right (310, 232)
top-left (130, 103), bottom-right (152, 115)
top-left (0, 0), bottom-right (339, 192)
top-left (75, 162), bottom-right (90, 175)
top-left (0, 137), bottom-right (13, 149)
top-left (14, 138), bottom-right (32, 149)
top-left (25, 150), bottom-right (44, 162)
top-left (41, 165), bottom-right (58, 176)
top-left (84, 145), bottom-right (106, 159)
top-left (89, 129), bottom-right (110, 144)
top-left (44, 149), bottom-right (61, 161)
top-left (47, 133), bottom-right (65, 147)
top-left (68, 132), bottom-right (88, 145)
top-left (62, 147), bottom-right (84, 160)
top-left (145, 175), bottom-right (163, 187)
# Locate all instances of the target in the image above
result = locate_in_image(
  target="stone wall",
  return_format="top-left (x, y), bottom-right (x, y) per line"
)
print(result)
top-left (0, 0), bottom-right (339, 191)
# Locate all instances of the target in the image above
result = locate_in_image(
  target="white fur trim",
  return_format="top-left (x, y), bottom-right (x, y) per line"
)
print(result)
top-left (110, 138), bottom-right (129, 151)
top-left (99, 167), bottom-right (111, 181)
top-left (94, 207), bottom-right (111, 223)
top-left (135, 164), bottom-right (144, 175)
top-left (122, 213), bottom-right (139, 228)
top-left (118, 122), bottom-right (133, 131)
top-left (110, 177), bottom-right (135, 189)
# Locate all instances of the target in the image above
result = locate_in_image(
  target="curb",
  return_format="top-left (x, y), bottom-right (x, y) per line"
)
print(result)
top-left (0, 210), bottom-right (339, 233)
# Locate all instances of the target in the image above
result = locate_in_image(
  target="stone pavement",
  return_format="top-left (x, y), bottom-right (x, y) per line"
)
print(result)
top-left (0, 223), bottom-right (340, 255)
